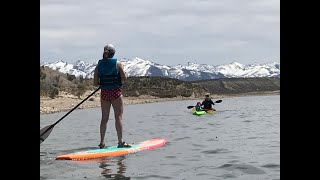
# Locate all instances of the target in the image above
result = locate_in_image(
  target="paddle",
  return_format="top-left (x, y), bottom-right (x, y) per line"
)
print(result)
top-left (40, 86), bottom-right (101, 144)
top-left (187, 100), bottom-right (222, 109)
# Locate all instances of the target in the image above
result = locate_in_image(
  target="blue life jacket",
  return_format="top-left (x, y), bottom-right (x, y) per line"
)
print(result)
top-left (97, 58), bottom-right (122, 90)
top-left (195, 104), bottom-right (202, 111)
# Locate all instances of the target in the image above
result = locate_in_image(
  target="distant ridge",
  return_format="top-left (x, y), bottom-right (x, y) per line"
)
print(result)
top-left (40, 65), bottom-right (280, 99)
top-left (41, 58), bottom-right (280, 81)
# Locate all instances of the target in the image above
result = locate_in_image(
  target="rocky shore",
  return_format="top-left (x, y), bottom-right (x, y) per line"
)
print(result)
top-left (40, 90), bottom-right (279, 115)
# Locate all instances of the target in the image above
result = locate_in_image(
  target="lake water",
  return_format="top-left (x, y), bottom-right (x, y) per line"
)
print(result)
top-left (40, 95), bottom-right (280, 180)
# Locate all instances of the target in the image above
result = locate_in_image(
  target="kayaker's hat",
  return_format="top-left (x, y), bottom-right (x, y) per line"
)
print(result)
top-left (104, 44), bottom-right (116, 54)
top-left (205, 93), bottom-right (210, 97)
top-left (197, 102), bottom-right (201, 105)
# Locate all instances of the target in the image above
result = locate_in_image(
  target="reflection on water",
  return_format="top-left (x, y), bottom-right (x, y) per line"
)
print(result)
top-left (99, 156), bottom-right (131, 180)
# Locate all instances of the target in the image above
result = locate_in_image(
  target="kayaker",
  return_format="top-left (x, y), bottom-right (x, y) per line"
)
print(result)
top-left (195, 102), bottom-right (202, 111)
top-left (201, 93), bottom-right (216, 111)
top-left (93, 44), bottom-right (131, 149)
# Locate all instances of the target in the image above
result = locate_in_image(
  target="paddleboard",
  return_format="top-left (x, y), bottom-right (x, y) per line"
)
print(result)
top-left (56, 138), bottom-right (167, 160)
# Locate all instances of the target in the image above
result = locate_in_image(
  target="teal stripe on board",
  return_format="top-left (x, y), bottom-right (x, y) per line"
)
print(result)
top-left (82, 145), bottom-right (139, 153)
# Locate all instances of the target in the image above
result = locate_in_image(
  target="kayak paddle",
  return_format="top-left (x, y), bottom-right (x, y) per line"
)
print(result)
top-left (187, 100), bottom-right (222, 109)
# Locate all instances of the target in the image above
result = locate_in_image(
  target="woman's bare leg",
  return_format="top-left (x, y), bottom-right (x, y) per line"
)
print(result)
top-left (111, 96), bottom-right (124, 144)
top-left (100, 99), bottom-right (111, 145)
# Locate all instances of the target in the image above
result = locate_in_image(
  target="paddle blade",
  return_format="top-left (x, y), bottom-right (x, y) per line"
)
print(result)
top-left (40, 125), bottom-right (54, 144)
top-left (187, 106), bottom-right (195, 109)
top-left (215, 100), bottom-right (222, 103)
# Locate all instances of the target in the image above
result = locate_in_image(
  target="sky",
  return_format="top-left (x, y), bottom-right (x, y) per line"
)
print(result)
top-left (40, 0), bottom-right (280, 66)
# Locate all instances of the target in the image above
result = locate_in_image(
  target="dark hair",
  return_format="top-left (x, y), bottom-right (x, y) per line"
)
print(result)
top-left (108, 52), bottom-right (115, 58)
top-left (103, 52), bottom-right (115, 59)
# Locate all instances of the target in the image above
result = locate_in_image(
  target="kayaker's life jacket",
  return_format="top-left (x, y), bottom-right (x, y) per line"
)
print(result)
top-left (97, 58), bottom-right (122, 90)
top-left (195, 104), bottom-right (202, 111)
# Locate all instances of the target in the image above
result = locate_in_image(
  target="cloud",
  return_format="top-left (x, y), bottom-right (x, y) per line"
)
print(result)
top-left (40, 0), bottom-right (280, 65)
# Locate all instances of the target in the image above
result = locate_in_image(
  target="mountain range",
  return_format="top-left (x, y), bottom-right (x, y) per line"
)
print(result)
top-left (40, 57), bottom-right (280, 81)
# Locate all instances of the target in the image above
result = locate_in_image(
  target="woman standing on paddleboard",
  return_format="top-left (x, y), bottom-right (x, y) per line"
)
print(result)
top-left (93, 44), bottom-right (131, 149)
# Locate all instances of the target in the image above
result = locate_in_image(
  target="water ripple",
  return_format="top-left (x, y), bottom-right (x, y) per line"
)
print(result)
top-left (174, 137), bottom-right (190, 141)
top-left (218, 173), bottom-right (237, 178)
top-left (261, 163), bottom-right (280, 168)
top-left (206, 138), bottom-right (219, 141)
top-left (218, 163), bottom-right (266, 174)
top-left (134, 175), bottom-right (173, 179)
top-left (201, 148), bottom-right (230, 154)
top-left (191, 143), bottom-right (206, 147)
top-left (193, 127), bottom-right (206, 130)
top-left (243, 120), bottom-right (252, 122)
top-left (196, 172), bottom-right (210, 176)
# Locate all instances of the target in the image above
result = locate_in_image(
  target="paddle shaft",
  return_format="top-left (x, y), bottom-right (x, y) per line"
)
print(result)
top-left (40, 87), bottom-right (100, 138)
top-left (187, 100), bottom-right (222, 109)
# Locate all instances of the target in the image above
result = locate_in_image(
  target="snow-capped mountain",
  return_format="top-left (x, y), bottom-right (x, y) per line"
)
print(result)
top-left (40, 57), bottom-right (280, 81)
top-left (41, 60), bottom-right (97, 79)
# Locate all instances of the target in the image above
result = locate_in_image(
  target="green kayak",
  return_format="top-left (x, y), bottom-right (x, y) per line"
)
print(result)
top-left (191, 107), bottom-right (215, 115)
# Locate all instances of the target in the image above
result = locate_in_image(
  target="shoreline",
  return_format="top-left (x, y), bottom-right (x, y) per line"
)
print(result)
top-left (40, 90), bottom-right (279, 115)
